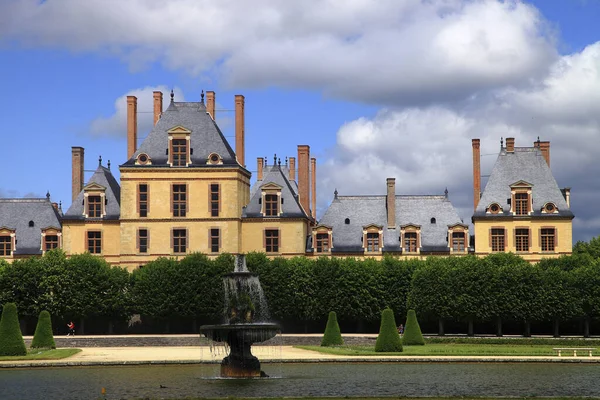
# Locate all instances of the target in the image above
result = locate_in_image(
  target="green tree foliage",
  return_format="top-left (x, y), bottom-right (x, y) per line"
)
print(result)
top-left (321, 311), bottom-right (343, 346)
top-left (374, 308), bottom-right (402, 352)
top-left (31, 310), bottom-right (56, 349)
top-left (574, 236), bottom-right (600, 260)
top-left (403, 309), bottom-right (425, 345)
top-left (0, 303), bottom-right (27, 356)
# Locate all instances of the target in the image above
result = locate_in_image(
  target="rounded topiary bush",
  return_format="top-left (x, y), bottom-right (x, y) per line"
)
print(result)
top-left (31, 310), bottom-right (56, 349)
top-left (0, 303), bottom-right (27, 356)
top-left (403, 309), bottom-right (425, 345)
top-left (321, 311), bottom-right (344, 346)
top-left (375, 308), bottom-right (403, 352)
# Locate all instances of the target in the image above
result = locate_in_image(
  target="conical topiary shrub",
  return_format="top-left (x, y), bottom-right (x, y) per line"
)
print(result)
top-left (403, 309), bottom-right (425, 345)
top-left (31, 310), bottom-right (56, 349)
top-left (321, 311), bottom-right (344, 346)
top-left (375, 308), bottom-right (403, 352)
top-left (0, 303), bottom-right (27, 356)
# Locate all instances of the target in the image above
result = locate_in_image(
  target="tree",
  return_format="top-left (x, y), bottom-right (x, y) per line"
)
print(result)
top-left (321, 311), bottom-right (343, 346)
top-left (31, 310), bottom-right (56, 349)
top-left (0, 303), bottom-right (27, 356)
top-left (374, 308), bottom-right (402, 352)
top-left (403, 309), bottom-right (425, 345)
top-left (573, 236), bottom-right (600, 260)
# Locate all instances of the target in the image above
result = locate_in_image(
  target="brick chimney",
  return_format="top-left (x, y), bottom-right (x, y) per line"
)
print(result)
top-left (298, 145), bottom-right (310, 216)
top-left (257, 157), bottom-right (264, 180)
top-left (127, 96), bottom-right (138, 159)
top-left (506, 137), bottom-right (515, 153)
top-left (206, 91), bottom-right (215, 120)
top-left (235, 95), bottom-right (245, 167)
top-left (289, 157), bottom-right (296, 181)
top-left (472, 139), bottom-right (481, 211)
top-left (153, 91), bottom-right (162, 126)
top-left (539, 141), bottom-right (550, 167)
top-left (71, 146), bottom-right (84, 202)
top-left (311, 157), bottom-right (317, 220)
top-left (387, 178), bottom-right (396, 228)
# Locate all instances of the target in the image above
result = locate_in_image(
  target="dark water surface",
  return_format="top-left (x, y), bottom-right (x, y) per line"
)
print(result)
top-left (1, 362), bottom-right (599, 400)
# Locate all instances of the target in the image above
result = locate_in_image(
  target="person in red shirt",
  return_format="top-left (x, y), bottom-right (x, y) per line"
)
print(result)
top-left (67, 321), bottom-right (75, 336)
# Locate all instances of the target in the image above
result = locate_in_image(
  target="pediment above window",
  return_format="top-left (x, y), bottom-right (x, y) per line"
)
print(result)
top-left (362, 223), bottom-right (383, 231)
top-left (400, 223), bottom-right (421, 230)
top-left (313, 224), bottom-right (333, 232)
top-left (0, 227), bottom-right (16, 234)
top-left (260, 182), bottom-right (283, 191)
top-left (83, 183), bottom-right (106, 192)
top-left (448, 223), bottom-right (468, 230)
top-left (167, 125), bottom-right (192, 135)
top-left (509, 180), bottom-right (533, 189)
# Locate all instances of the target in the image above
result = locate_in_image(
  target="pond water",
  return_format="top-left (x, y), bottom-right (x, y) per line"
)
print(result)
top-left (2, 362), bottom-right (599, 400)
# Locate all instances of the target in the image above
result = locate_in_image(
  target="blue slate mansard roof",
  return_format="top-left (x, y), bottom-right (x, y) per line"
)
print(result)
top-left (64, 164), bottom-right (121, 220)
top-left (474, 146), bottom-right (573, 219)
top-left (0, 198), bottom-right (62, 255)
top-left (121, 99), bottom-right (239, 168)
top-left (319, 191), bottom-right (464, 253)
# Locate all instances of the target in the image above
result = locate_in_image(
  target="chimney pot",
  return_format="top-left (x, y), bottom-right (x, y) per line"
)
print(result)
top-left (127, 96), bottom-right (138, 159)
top-left (257, 157), bottom-right (264, 180)
top-left (506, 137), bottom-right (515, 152)
top-left (71, 146), bottom-right (85, 202)
top-left (206, 91), bottom-right (215, 120)
top-left (539, 140), bottom-right (550, 167)
top-left (153, 91), bottom-right (163, 126)
top-left (289, 157), bottom-right (296, 181)
top-left (235, 95), bottom-right (245, 167)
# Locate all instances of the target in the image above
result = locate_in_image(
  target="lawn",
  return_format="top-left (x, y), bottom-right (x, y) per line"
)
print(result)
top-left (0, 348), bottom-right (81, 361)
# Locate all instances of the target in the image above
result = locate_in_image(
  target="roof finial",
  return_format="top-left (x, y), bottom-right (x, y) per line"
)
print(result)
top-left (285, 156), bottom-right (288, 167)
top-left (273, 153), bottom-right (277, 166)
top-left (46, 191), bottom-right (50, 200)
top-left (170, 89), bottom-right (174, 102)
top-left (500, 137), bottom-right (504, 149)
top-left (334, 188), bottom-right (338, 199)
top-left (107, 160), bottom-right (111, 170)
top-left (278, 157), bottom-right (281, 167)
top-left (99, 155), bottom-right (102, 166)
top-left (537, 136), bottom-right (541, 143)
top-left (444, 187), bottom-right (448, 198)
top-left (59, 201), bottom-right (62, 210)
top-left (201, 90), bottom-right (204, 103)
top-left (264, 157), bottom-right (267, 166)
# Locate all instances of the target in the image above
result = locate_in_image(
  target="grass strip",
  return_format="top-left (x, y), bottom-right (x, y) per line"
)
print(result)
top-left (0, 348), bottom-right (81, 361)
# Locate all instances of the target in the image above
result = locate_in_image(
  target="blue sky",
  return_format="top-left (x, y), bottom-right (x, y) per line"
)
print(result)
top-left (1, 0), bottom-right (599, 242)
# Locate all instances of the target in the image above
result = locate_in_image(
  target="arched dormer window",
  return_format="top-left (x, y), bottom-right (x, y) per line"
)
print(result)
top-left (400, 224), bottom-right (421, 254)
top-left (0, 227), bottom-right (16, 257)
top-left (312, 225), bottom-right (333, 253)
top-left (345, 218), bottom-right (350, 224)
top-left (542, 202), bottom-right (558, 214)
top-left (207, 152), bottom-right (223, 165)
top-left (135, 153), bottom-right (152, 166)
top-left (487, 203), bottom-right (502, 214)
top-left (363, 224), bottom-right (383, 253)
top-left (41, 227), bottom-right (62, 253)
top-left (448, 223), bottom-right (469, 254)
top-left (430, 218), bottom-right (436, 224)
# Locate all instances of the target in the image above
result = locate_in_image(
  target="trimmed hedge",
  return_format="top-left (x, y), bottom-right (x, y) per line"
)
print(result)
top-left (375, 308), bottom-right (402, 352)
top-left (321, 311), bottom-right (343, 346)
top-left (31, 310), bottom-right (56, 349)
top-left (0, 303), bottom-right (27, 356)
top-left (403, 309), bottom-right (425, 345)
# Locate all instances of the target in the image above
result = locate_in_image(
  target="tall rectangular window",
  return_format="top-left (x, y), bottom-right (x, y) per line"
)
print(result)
top-left (265, 194), bottom-right (278, 216)
top-left (172, 139), bottom-right (187, 167)
top-left (138, 184), bottom-right (148, 218)
top-left (404, 232), bottom-right (417, 252)
top-left (210, 228), bottom-right (220, 253)
top-left (0, 236), bottom-right (11, 256)
top-left (44, 235), bottom-right (59, 251)
top-left (491, 228), bottom-right (505, 252)
top-left (316, 233), bottom-right (330, 252)
top-left (452, 232), bottom-right (465, 251)
top-left (515, 228), bottom-right (529, 252)
top-left (515, 193), bottom-right (529, 215)
top-left (210, 184), bottom-right (220, 217)
top-left (87, 231), bottom-right (102, 254)
top-left (541, 228), bottom-right (556, 252)
top-left (138, 229), bottom-right (148, 253)
top-left (366, 232), bottom-right (379, 252)
top-left (173, 229), bottom-right (187, 253)
top-left (172, 184), bottom-right (187, 217)
top-left (265, 229), bottom-right (279, 253)
top-left (88, 195), bottom-right (102, 218)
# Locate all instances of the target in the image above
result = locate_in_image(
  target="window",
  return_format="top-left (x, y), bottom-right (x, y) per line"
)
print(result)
top-left (28, 220), bottom-right (34, 227)
top-left (138, 184), bottom-right (148, 217)
top-left (210, 228), bottom-right (220, 253)
top-left (452, 232), bottom-right (465, 251)
top-left (404, 232), bottom-right (418, 252)
top-left (515, 193), bottom-right (528, 215)
top-left (44, 235), bottom-right (59, 251)
top-left (88, 195), bottom-right (102, 218)
top-left (430, 218), bottom-right (436, 224)
top-left (345, 218), bottom-right (350, 224)
top-left (210, 184), bottom-right (220, 217)
top-left (265, 229), bottom-right (279, 253)
top-left (544, 203), bottom-right (556, 213)
top-left (172, 184), bottom-right (187, 217)
top-left (172, 229), bottom-right (187, 253)
top-left (491, 228), bottom-right (505, 252)
top-left (541, 228), bottom-right (556, 252)
top-left (172, 139), bottom-right (187, 166)
top-left (489, 203), bottom-right (501, 214)
top-left (316, 233), bottom-right (330, 252)
top-left (265, 194), bottom-right (278, 216)
top-left (138, 229), bottom-right (148, 253)
top-left (366, 232), bottom-right (379, 252)
top-left (515, 228), bottom-right (529, 252)
top-left (87, 231), bottom-right (102, 254)
top-left (0, 236), bottom-right (11, 256)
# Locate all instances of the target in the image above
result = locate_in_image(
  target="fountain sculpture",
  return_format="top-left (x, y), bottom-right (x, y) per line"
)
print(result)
top-left (200, 255), bottom-right (280, 377)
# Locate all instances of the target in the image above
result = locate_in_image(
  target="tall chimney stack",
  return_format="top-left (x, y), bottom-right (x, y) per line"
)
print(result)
top-left (298, 145), bottom-right (310, 216)
top-left (257, 157), bottom-right (264, 180)
top-left (153, 91), bottom-right (162, 126)
top-left (235, 95), bottom-right (245, 167)
top-left (506, 137), bottom-right (515, 153)
top-left (539, 141), bottom-right (550, 167)
top-left (206, 91), bottom-right (215, 120)
top-left (387, 178), bottom-right (396, 228)
top-left (311, 157), bottom-right (317, 220)
top-left (127, 96), bottom-right (138, 159)
top-left (71, 147), bottom-right (84, 202)
top-left (472, 139), bottom-right (481, 211)
top-left (289, 157), bottom-right (296, 181)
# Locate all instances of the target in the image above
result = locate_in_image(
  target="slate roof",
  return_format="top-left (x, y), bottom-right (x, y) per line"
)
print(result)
top-left (319, 192), bottom-right (464, 253)
top-left (121, 100), bottom-right (239, 168)
top-left (64, 164), bottom-right (121, 220)
top-left (0, 198), bottom-right (62, 255)
top-left (474, 147), bottom-right (573, 218)
top-left (243, 164), bottom-right (309, 219)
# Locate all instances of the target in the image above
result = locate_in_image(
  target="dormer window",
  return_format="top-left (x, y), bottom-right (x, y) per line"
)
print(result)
top-left (430, 218), bottom-right (436, 224)
top-left (312, 225), bottom-right (333, 253)
top-left (363, 224), bottom-right (383, 253)
top-left (83, 183), bottom-right (107, 218)
top-left (260, 182), bottom-right (282, 217)
top-left (542, 202), bottom-right (558, 213)
top-left (207, 152), bottom-right (223, 165)
top-left (400, 224), bottom-right (421, 254)
top-left (448, 224), bottom-right (469, 253)
top-left (88, 196), bottom-right (102, 217)
top-left (345, 218), bottom-right (350, 224)
top-left (0, 228), bottom-right (16, 257)
top-left (515, 193), bottom-right (528, 215)
top-left (172, 139), bottom-right (187, 166)
top-left (167, 126), bottom-right (191, 167)
top-left (510, 181), bottom-right (533, 216)
top-left (41, 228), bottom-right (61, 253)
top-left (136, 153), bottom-right (151, 165)
top-left (265, 194), bottom-right (278, 216)
top-left (28, 220), bottom-right (34, 227)
top-left (488, 203), bottom-right (502, 214)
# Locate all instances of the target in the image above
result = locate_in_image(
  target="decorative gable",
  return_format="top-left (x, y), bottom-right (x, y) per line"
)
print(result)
top-left (167, 125), bottom-right (192, 135)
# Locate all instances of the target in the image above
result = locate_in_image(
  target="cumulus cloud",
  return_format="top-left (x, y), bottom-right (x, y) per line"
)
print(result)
top-left (1, 0), bottom-right (556, 104)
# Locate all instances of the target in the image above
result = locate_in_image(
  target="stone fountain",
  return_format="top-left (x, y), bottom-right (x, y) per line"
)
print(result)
top-left (200, 255), bottom-right (280, 378)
